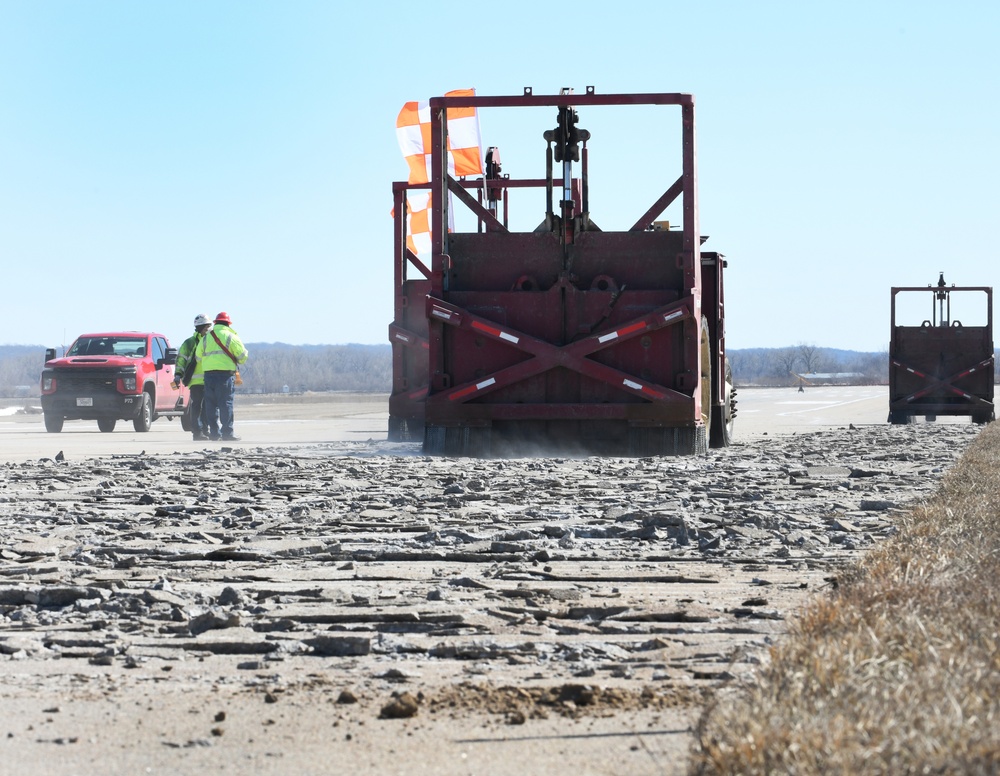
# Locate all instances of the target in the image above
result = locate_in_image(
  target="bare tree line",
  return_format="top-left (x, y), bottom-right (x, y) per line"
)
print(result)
top-left (0, 344), bottom-right (392, 398)
top-left (729, 344), bottom-right (888, 386)
top-left (237, 344), bottom-right (391, 394)
top-left (0, 350), bottom-right (39, 397)
top-left (3, 342), bottom-right (997, 397)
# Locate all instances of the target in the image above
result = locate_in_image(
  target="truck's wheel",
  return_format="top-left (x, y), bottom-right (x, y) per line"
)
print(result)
top-left (972, 410), bottom-right (994, 425)
top-left (97, 418), bottom-right (117, 433)
top-left (44, 412), bottom-right (64, 433)
top-left (699, 316), bottom-right (712, 432)
top-left (133, 392), bottom-right (153, 432)
top-left (710, 358), bottom-right (735, 448)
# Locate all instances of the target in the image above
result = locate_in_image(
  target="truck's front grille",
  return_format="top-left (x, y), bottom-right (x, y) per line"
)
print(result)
top-left (58, 375), bottom-right (119, 390)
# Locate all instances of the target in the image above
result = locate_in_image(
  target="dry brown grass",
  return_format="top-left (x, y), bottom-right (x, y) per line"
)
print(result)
top-left (691, 422), bottom-right (1000, 775)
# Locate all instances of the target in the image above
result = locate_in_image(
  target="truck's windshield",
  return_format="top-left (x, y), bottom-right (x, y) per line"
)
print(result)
top-left (67, 337), bottom-right (147, 358)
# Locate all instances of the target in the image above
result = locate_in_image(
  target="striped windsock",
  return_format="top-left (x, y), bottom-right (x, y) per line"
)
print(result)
top-left (396, 88), bottom-right (483, 257)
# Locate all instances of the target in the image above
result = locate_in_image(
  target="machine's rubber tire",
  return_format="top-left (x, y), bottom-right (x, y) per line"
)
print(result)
top-left (699, 317), bottom-right (712, 434)
top-left (972, 410), bottom-right (994, 425)
top-left (97, 418), bottom-right (117, 433)
top-left (133, 392), bottom-right (153, 432)
top-left (43, 412), bottom-right (64, 433)
top-left (710, 357), bottom-right (735, 448)
top-left (888, 411), bottom-right (913, 425)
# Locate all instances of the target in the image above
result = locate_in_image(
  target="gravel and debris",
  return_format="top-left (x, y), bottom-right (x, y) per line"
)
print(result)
top-left (0, 422), bottom-right (977, 773)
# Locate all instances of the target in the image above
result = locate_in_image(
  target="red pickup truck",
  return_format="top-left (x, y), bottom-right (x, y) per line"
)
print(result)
top-left (40, 332), bottom-right (189, 433)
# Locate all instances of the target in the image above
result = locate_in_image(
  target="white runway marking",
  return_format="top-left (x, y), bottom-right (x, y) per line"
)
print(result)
top-left (777, 394), bottom-right (884, 417)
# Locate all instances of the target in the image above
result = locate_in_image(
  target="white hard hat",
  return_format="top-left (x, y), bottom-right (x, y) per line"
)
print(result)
top-left (194, 313), bottom-right (212, 327)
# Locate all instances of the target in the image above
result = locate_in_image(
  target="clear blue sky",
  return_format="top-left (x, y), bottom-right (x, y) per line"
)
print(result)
top-left (2, 1), bottom-right (997, 352)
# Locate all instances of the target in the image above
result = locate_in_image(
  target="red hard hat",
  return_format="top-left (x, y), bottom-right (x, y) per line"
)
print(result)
top-left (215, 311), bottom-right (232, 325)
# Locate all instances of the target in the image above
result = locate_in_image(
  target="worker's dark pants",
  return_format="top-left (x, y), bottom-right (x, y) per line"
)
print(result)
top-left (188, 384), bottom-right (207, 439)
top-left (203, 371), bottom-right (236, 439)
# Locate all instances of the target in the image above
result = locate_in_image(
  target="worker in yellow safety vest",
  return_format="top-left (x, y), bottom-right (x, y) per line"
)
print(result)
top-left (172, 313), bottom-right (213, 440)
top-left (198, 311), bottom-right (249, 441)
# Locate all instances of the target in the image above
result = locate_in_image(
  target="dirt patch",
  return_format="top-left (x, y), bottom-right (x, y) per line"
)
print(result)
top-left (425, 682), bottom-right (708, 720)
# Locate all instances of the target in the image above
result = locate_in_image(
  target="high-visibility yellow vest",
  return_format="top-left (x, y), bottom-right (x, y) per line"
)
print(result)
top-left (176, 332), bottom-right (207, 386)
top-left (199, 325), bottom-right (248, 372)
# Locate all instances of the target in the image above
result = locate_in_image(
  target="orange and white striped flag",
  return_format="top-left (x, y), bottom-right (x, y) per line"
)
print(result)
top-left (396, 88), bottom-right (483, 257)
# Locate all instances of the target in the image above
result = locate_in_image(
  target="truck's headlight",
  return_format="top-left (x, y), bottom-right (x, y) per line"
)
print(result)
top-left (121, 376), bottom-right (137, 391)
top-left (42, 377), bottom-right (55, 392)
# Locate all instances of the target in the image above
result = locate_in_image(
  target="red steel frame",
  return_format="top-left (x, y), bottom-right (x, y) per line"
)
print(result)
top-left (888, 281), bottom-right (994, 424)
top-left (389, 88), bottom-right (728, 455)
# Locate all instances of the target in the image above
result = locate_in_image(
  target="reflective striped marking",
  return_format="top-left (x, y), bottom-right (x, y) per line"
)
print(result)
top-left (662, 310), bottom-right (684, 323)
top-left (623, 378), bottom-right (665, 399)
top-left (394, 333), bottom-right (412, 343)
top-left (431, 307), bottom-right (452, 320)
top-left (598, 321), bottom-right (647, 344)
top-left (449, 377), bottom-right (496, 401)
top-left (472, 320), bottom-right (519, 344)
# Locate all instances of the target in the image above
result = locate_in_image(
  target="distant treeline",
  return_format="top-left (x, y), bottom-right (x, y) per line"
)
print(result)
top-left (729, 345), bottom-right (889, 386)
top-left (732, 345), bottom-right (1000, 385)
top-left (0, 343), bottom-right (392, 397)
top-left (2, 342), bottom-right (998, 397)
top-left (0, 346), bottom-right (47, 396)
top-left (238, 343), bottom-right (391, 394)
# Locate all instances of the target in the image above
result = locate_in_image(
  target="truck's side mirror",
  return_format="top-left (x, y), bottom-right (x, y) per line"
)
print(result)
top-left (159, 347), bottom-right (179, 369)
top-left (45, 348), bottom-right (56, 363)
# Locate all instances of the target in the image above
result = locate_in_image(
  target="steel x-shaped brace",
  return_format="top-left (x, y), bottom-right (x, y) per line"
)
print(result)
top-left (891, 356), bottom-right (995, 407)
top-left (425, 295), bottom-right (695, 405)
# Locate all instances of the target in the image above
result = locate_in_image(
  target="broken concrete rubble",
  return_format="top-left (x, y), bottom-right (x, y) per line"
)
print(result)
top-left (0, 420), bottom-right (977, 776)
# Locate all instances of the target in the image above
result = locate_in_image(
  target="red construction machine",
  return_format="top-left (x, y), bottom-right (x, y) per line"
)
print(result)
top-left (888, 274), bottom-right (994, 425)
top-left (389, 88), bottom-right (735, 455)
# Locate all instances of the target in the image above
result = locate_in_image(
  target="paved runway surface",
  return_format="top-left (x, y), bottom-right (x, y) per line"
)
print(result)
top-left (0, 386), bottom-right (942, 464)
top-left (0, 385), bottom-right (982, 775)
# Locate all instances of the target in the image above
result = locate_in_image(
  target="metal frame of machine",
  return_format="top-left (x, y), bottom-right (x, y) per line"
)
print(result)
top-left (888, 274), bottom-right (994, 424)
top-left (389, 87), bottom-right (734, 455)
